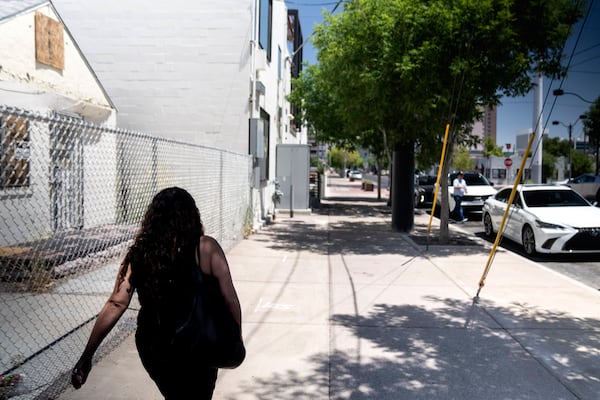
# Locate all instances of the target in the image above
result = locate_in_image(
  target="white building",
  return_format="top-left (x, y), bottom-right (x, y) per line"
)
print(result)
top-left (0, 0), bottom-right (118, 245)
top-left (50, 0), bottom-right (305, 224)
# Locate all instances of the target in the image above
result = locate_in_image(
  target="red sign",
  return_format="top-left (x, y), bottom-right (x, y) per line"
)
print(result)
top-left (504, 158), bottom-right (513, 168)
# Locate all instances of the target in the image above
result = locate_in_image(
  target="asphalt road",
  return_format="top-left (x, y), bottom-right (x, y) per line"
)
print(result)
top-left (455, 211), bottom-right (600, 292)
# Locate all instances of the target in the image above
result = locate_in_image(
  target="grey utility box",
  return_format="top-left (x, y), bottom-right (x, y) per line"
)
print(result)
top-left (275, 144), bottom-right (310, 211)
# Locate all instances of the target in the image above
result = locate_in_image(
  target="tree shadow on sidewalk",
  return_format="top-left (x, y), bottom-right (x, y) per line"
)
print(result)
top-left (228, 297), bottom-right (600, 399)
top-left (315, 198), bottom-right (391, 218)
top-left (265, 202), bottom-right (490, 257)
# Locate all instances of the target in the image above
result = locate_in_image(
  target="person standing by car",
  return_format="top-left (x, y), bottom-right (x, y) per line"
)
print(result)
top-left (452, 171), bottom-right (468, 222)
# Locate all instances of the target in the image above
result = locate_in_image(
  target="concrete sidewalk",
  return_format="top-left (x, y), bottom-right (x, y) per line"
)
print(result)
top-left (58, 175), bottom-right (600, 400)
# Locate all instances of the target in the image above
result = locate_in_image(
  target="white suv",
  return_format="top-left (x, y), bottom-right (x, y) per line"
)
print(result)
top-left (439, 171), bottom-right (497, 214)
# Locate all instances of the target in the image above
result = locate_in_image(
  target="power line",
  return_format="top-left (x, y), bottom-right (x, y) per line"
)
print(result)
top-left (286, 1), bottom-right (344, 6)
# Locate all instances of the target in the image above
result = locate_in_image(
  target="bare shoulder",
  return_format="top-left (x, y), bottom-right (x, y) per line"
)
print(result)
top-left (200, 235), bottom-right (223, 253)
top-left (199, 235), bottom-right (228, 275)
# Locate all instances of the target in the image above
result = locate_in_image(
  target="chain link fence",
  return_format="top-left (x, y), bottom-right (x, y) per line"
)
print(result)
top-left (0, 105), bottom-right (253, 399)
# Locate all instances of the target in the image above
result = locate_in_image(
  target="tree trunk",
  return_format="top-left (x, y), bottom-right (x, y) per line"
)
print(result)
top-left (438, 140), bottom-right (454, 244)
top-left (391, 141), bottom-right (415, 232)
top-left (376, 158), bottom-right (382, 200)
top-left (381, 128), bottom-right (394, 207)
top-left (596, 143), bottom-right (599, 175)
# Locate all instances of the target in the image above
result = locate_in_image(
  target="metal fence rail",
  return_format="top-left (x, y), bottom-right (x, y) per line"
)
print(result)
top-left (0, 105), bottom-right (252, 399)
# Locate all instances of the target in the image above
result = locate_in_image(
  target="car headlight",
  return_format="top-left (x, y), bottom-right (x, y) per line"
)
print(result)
top-left (534, 220), bottom-right (567, 230)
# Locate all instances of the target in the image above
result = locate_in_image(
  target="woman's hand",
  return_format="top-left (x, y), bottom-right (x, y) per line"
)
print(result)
top-left (71, 355), bottom-right (92, 389)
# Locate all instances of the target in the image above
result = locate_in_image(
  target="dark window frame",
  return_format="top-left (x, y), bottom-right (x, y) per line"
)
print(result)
top-left (259, 0), bottom-right (273, 61)
top-left (1, 115), bottom-right (31, 189)
top-left (259, 109), bottom-right (270, 182)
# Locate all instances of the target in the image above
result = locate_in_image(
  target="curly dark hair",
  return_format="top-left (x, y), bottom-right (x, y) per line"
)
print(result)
top-left (123, 187), bottom-right (204, 308)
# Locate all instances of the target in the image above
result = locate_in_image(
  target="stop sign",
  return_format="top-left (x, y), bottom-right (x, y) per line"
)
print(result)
top-left (504, 158), bottom-right (513, 168)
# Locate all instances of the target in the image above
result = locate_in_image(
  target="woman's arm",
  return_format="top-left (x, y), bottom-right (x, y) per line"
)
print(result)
top-left (71, 262), bottom-right (134, 389)
top-left (200, 236), bottom-right (242, 332)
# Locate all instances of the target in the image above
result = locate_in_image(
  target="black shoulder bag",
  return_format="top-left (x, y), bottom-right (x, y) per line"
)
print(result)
top-left (171, 247), bottom-right (245, 369)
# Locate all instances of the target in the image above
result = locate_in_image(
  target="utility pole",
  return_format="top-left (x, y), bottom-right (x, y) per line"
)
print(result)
top-left (568, 123), bottom-right (572, 180)
top-left (531, 73), bottom-right (543, 184)
top-left (552, 115), bottom-right (587, 180)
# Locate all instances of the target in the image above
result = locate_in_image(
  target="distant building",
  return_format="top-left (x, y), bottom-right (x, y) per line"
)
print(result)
top-left (471, 105), bottom-right (497, 152)
top-left (516, 129), bottom-right (549, 156)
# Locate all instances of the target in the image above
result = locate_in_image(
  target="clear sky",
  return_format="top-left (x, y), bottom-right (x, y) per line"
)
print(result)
top-left (288, 0), bottom-right (600, 149)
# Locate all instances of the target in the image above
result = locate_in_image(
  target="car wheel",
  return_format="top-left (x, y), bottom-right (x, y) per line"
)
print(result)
top-left (522, 225), bottom-right (536, 255)
top-left (596, 188), bottom-right (600, 204)
top-left (483, 213), bottom-right (494, 237)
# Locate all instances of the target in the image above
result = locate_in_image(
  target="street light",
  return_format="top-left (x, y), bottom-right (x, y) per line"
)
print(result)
top-left (553, 89), bottom-right (594, 104)
top-left (552, 114), bottom-right (587, 180)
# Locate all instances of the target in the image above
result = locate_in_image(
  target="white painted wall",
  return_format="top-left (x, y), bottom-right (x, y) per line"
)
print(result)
top-left (83, 130), bottom-right (117, 227)
top-left (52, 0), bottom-right (256, 154)
top-left (47, 0), bottom-right (303, 228)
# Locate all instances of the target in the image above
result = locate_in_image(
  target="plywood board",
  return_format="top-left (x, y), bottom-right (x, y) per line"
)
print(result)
top-left (35, 12), bottom-right (64, 70)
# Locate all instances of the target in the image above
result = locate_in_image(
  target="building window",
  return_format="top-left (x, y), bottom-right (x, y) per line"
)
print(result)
top-left (259, 109), bottom-right (270, 181)
top-left (491, 169), bottom-right (506, 179)
top-left (259, 0), bottom-right (272, 61)
top-left (1, 115), bottom-right (30, 188)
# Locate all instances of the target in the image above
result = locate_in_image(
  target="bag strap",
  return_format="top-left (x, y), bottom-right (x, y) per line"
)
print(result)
top-left (194, 240), bottom-right (204, 284)
top-left (175, 242), bottom-right (203, 335)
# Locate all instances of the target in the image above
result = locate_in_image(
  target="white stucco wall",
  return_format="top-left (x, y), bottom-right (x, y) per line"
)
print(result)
top-left (52, 0), bottom-right (255, 154)
top-left (83, 129), bottom-right (117, 227)
top-left (47, 0), bottom-right (302, 228)
top-left (0, 3), bottom-right (114, 123)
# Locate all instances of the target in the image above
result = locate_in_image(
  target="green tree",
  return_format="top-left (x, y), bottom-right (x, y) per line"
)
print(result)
top-left (582, 96), bottom-right (600, 174)
top-left (543, 136), bottom-right (566, 181)
top-left (482, 136), bottom-right (504, 176)
top-left (542, 151), bottom-right (558, 182)
top-left (292, 0), bottom-right (584, 240)
top-left (452, 146), bottom-right (475, 172)
top-left (483, 137), bottom-right (504, 158)
top-left (542, 136), bottom-right (593, 179)
top-left (328, 147), bottom-right (362, 171)
top-left (571, 151), bottom-right (594, 177)
top-left (288, 65), bottom-right (346, 145)
top-left (544, 136), bottom-right (568, 157)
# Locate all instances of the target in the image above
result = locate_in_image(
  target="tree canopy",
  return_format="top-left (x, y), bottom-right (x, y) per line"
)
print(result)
top-left (289, 0), bottom-right (585, 238)
top-left (582, 96), bottom-right (600, 174)
top-left (543, 136), bottom-right (593, 180)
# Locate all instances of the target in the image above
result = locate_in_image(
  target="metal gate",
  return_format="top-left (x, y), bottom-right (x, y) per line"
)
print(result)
top-left (50, 121), bottom-right (83, 231)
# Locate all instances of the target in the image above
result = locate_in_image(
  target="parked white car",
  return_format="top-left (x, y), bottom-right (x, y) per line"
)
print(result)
top-left (348, 170), bottom-right (362, 180)
top-left (482, 184), bottom-right (600, 255)
top-left (438, 172), bottom-right (497, 214)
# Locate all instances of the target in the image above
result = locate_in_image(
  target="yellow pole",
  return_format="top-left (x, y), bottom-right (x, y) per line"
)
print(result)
top-left (427, 124), bottom-right (451, 238)
top-left (476, 132), bottom-right (536, 297)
